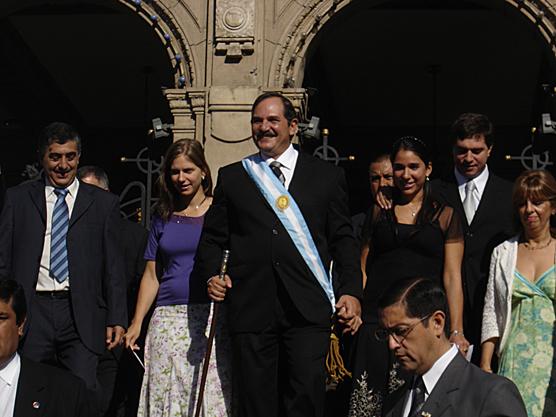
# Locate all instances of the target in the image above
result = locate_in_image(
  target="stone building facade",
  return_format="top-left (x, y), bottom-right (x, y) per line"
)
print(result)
top-left (112, 0), bottom-right (556, 171)
top-left (4, 0), bottom-right (556, 172)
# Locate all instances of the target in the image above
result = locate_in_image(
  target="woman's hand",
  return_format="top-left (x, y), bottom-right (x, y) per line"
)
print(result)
top-left (480, 364), bottom-right (493, 373)
top-left (450, 331), bottom-right (470, 356)
top-left (124, 321), bottom-right (142, 351)
top-left (480, 338), bottom-right (498, 374)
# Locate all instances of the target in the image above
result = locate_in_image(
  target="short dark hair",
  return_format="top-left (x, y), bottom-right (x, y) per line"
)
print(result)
top-left (0, 280), bottom-right (27, 326)
top-left (451, 113), bottom-right (494, 147)
top-left (378, 278), bottom-right (450, 337)
top-left (38, 122), bottom-right (82, 159)
top-left (368, 153), bottom-right (390, 171)
top-left (77, 165), bottom-right (110, 190)
top-left (251, 92), bottom-right (298, 125)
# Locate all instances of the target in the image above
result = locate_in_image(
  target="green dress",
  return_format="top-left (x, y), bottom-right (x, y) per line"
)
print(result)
top-left (499, 266), bottom-right (556, 417)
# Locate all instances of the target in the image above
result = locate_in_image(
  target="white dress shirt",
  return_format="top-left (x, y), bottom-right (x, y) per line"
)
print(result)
top-left (455, 165), bottom-right (490, 218)
top-left (36, 178), bottom-right (80, 292)
top-left (0, 353), bottom-right (21, 417)
top-left (260, 144), bottom-right (299, 190)
top-left (402, 344), bottom-right (459, 417)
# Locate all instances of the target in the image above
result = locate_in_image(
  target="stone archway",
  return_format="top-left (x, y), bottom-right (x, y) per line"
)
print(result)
top-left (270, 0), bottom-right (556, 89)
top-left (270, 0), bottom-right (556, 213)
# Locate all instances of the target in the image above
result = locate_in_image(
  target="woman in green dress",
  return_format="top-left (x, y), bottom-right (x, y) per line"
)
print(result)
top-left (481, 169), bottom-right (556, 417)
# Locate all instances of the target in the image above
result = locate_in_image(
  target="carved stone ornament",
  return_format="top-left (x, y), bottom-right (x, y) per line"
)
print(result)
top-left (215, 0), bottom-right (255, 59)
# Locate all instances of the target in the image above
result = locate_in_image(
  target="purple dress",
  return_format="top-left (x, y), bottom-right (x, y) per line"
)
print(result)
top-left (138, 214), bottom-right (232, 417)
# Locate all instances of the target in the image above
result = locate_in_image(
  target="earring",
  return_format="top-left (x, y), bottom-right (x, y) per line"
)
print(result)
top-left (426, 176), bottom-right (430, 182)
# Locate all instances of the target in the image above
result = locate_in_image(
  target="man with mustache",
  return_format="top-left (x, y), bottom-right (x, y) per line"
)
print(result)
top-left (195, 92), bottom-right (362, 417)
top-left (433, 113), bottom-right (514, 364)
top-left (0, 122), bottom-right (126, 414)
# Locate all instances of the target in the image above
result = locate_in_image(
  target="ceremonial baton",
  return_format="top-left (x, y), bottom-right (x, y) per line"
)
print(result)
top-left (194, 249), bottom-right (230, 417)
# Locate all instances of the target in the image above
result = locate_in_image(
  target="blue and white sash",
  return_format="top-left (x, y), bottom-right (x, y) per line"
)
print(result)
top-left (242, 154), bottom-right (335, 311)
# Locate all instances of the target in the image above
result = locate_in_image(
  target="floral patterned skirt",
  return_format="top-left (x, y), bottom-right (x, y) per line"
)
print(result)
top-left (137, 303), bottom-right (232, 417)
top-left (348, 322), bottom-right (407, 417)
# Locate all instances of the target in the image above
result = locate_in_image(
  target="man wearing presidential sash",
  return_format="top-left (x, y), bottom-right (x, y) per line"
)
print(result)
top-left (194, 92), bottom-right (362, 417)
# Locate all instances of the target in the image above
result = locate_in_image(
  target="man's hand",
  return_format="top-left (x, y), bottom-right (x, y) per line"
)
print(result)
top-left (207, 274), bottom-right (232, 302)
top-left (375, 189), bottom-right (392, 210)
top-left (106, 325), bottom-right (125, 350)
top-left (335, 295), bottom-right (362, 335)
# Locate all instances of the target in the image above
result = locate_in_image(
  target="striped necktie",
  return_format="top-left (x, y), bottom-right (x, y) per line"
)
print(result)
top-left (269, 161), bottom-right (286, 185)
top-left (50, 188), bottom-right (70, 283)
top-left (409, 375), bottom-right (426, 417)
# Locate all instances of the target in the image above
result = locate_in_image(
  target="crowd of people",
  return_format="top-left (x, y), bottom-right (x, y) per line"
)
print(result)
top-left (0, 91), bottom-right (554, 417)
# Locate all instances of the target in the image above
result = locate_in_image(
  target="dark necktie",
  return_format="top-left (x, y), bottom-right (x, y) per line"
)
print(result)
top-left (269, 161), bottom-right (286, 186)
top-left (50, 188), bottom-right (70, 283)
top-left (409, 376), bottom-right (426, 417)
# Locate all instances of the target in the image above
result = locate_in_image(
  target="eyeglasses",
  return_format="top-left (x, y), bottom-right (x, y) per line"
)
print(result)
top-left (374, 314), bottom-right (432, 344)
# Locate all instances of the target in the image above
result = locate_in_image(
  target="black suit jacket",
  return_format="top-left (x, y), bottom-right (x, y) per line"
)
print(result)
top-left (384, 354), bottom-right (527, 417)
top-left (432, 173), bottom-right (514, 337)
top-left (14, 357), bottom-right (90, 417)
top-left (118, 218), bottom-right (148, 317)
top-left (0, 179), bottom-right (127, 354)
top-left (194, 153), bottom-right (362, 333)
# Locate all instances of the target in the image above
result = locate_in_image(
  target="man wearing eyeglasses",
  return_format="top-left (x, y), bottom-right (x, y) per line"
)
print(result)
top-left (378, 277), bottom-right (526, 417)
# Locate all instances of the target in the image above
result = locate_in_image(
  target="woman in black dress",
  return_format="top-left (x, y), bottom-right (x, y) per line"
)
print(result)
top-left (348, 137), bottom-right (469, 417)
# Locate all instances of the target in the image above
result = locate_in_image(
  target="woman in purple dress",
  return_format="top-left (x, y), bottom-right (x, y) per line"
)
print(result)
top-left (124, 139), bottom-right (231, 417)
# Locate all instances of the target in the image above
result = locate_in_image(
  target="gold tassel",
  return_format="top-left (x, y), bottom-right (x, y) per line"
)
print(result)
top-left (326, 324), bottom-right (351, 386)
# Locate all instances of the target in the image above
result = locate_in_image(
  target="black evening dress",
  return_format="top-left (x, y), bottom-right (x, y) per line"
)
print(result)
top-left (348, 203), bottom-right (462, 417)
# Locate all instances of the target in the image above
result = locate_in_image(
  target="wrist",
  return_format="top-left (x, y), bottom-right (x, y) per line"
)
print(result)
top-left (450, 329), bottom-right (464, 337)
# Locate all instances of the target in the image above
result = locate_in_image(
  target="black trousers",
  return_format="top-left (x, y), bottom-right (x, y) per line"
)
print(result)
top-left (231, 285), bottom-right (330, 417)
top-left (20, 293), bottom-right (100, 403)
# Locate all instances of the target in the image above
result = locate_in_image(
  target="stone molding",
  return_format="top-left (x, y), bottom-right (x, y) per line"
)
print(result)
top-left (215, 0), bottom-right (255, 60)
top-left (269, 0), bottom-right (556, 88)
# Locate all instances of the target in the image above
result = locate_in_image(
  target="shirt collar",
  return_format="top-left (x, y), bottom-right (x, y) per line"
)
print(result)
top-left (0, 352), bottom-right (20, 387)
top-left (45, 177), bottom-right (80, 198)
top-left (421, 344), bottom-right (458, 396)
top-left (260, 144), bottom-right (297, 171)
top-left (454, 165), bottom-right (489, 194)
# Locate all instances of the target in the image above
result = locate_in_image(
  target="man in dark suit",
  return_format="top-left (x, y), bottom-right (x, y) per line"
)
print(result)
top-left (433, 113), bottom-right (514, 362)
top-left (77, 165), bottom-right (148, 417)
top-left (0, 279), bottom-right (90, 417)
top-left (378, 277), bottom-right (526, 417)
top-left (0, 123), bottom-right (127, 401)
top-left (195, 92), bottom-right (362, 417)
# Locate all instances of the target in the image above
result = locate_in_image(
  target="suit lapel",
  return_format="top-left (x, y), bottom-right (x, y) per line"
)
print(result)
top-left (419, 354), bottom-right (466, 417)
top-left (288, 152), bottom-right (309, 201)
top-left (28, 180), bottom-right (47, 224)
top-left (14, 358), bottom-right (46, 417)
top-left (69, 184), bottom-right (94, 228)
top-left (470, 174), bottom-right (497, 227)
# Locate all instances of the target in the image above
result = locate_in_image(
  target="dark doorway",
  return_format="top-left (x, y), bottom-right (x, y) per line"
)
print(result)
top-left (0, 0), bottom-right (174, 197)
top-left (302, 0), bottom-right (556, 213)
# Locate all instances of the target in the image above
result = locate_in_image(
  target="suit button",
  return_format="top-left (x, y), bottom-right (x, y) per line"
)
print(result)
top-left (274, 261), bottom-right (280, 267)
top-left (466, 232), bottom-right (474, 238)
top-left (272, 229), bottom-right (278, 236)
